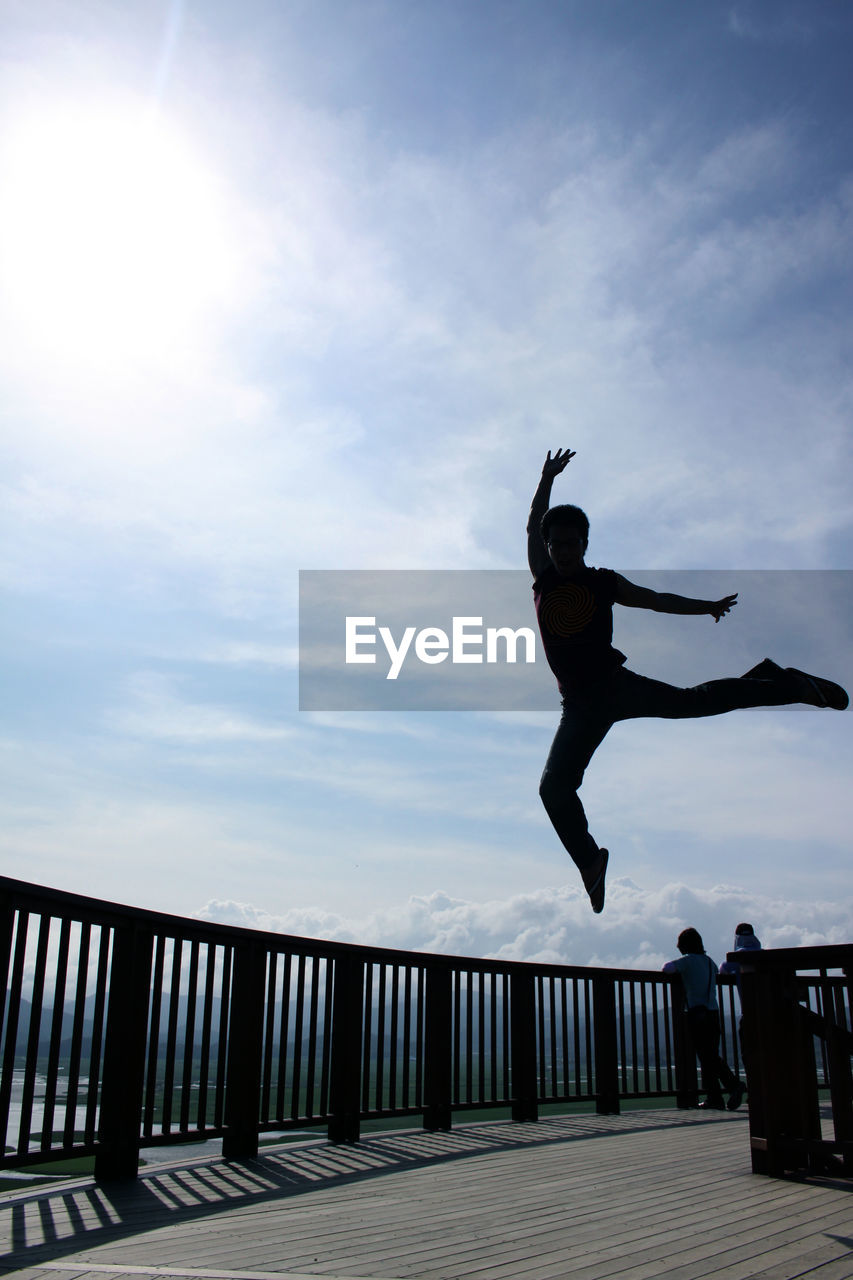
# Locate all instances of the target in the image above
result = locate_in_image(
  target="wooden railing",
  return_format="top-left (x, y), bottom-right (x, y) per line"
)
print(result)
top-left (0, 876), bottom-right (762, 1181)
top-left (735, 943), bottom-right (852, 1178)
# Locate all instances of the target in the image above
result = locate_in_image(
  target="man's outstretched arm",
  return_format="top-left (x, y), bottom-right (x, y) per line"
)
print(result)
top-left (528, 448), bottom-right (575, 577)
top-left (614, 575), bottom-right (737, 623)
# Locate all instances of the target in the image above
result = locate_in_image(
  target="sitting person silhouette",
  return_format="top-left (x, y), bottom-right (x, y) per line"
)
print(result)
top-left (719, 921), bottom-right (762, 1074)
top-left (528, 448), bottom-right (848, 913)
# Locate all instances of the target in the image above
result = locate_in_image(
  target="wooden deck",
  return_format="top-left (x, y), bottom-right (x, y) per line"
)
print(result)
top-left (0, 1109), bottom-right (851, 1280)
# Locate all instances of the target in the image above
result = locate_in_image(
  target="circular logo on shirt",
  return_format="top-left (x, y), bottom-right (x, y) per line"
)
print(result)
top-left (540, 583), bottom-right (596, 636)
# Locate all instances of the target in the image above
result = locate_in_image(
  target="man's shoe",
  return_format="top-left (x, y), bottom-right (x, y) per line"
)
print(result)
top-left (698, 1098), bottom-right (727, 1111)
top-left (743, 659), bottom-right (849, 710)
top-left (785, 667), bottom-right (849, 710)
top-left (727, 1082), bottom-right (745, 1111)
top-left (584, 848), bottom-right (609, 915)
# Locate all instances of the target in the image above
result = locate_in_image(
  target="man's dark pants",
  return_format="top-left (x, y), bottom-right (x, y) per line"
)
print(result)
top-left (539, 667), bottom-right (801, 873)
top-left (686, 1005), bottom-right (741, 1104)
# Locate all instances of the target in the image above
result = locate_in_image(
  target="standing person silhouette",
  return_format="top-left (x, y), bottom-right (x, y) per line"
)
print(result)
top-left (528, 448), bottom-right (848, 913)
top-left (663, 928), bottom-right (745, 1111)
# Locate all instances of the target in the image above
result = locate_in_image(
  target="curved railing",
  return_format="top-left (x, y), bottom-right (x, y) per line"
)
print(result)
top-left (1, 876), bottom-right (846, 1181)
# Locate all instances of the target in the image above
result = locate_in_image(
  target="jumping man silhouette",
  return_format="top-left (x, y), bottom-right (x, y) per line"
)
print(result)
top-left (528, 448), bottom-right (848, 913)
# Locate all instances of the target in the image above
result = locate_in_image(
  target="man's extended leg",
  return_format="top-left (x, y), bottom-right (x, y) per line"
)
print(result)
top-left (603, 662), bottom-right (847, 725)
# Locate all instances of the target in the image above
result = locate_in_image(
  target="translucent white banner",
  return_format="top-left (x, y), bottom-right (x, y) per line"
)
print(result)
top-left (298, 570), bottom-right (853, 711)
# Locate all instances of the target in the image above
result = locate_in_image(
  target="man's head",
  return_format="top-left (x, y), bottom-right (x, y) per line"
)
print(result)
top-left (541, 504), bottom-right (590, 575)
top-left (734, 922), bottom-right (761, 951)
top-left (677, 927), bottom-right (705, 955)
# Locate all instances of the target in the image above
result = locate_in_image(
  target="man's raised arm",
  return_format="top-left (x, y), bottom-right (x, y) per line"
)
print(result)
top-left (527, 448), bottom-right (575, 577)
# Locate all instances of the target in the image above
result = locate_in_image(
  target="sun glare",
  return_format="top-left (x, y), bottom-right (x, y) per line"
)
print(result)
top-left (0, 101), bottom-right (239, 380)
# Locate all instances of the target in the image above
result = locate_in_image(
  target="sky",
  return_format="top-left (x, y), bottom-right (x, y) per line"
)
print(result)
top-left (1, 0), bottom-right (851, 971)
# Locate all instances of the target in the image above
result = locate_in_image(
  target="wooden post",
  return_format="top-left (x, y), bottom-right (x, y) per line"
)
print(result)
top-left (785, 974), bottom-right (823, 1172)
top-left (328, 955), bottom-right (364, 1143)
top-left (420, 962), bottom-right (450, 1136)
top-left (423, 966), bottom-right (452, 1131)
top-left (742, 961), bottom-right (821, 1176)
top-left (738, 964), bottom-right (772, 1173)
top-left (222, 942), bottom-right (267, 1161)
top-left (94, 922), bottom-right (154, 1181)
top-left (592, 976), bottom-right (620, 1115)
top-left (510, 971), bottom-right (538, 1122)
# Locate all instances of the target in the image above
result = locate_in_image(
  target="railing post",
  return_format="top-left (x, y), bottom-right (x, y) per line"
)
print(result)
top-left (743, 961), bottom-right (822, 1176)
top-left (739, 964), bottom-right (769, 1171)
top-left (592, 976), bottom-right (620, 1115)
top-left (328, 955), bottom-right (364, 1143)
top-left (94, 921), bottom-right (154, 1181)
top-left (423, 965), bottom-right (452, 1131)
top-left (510, 971), bottom-right (538, 1122)
top-left (670, 991), bottom-right (698, 1109)
top-left (222, 941), bottom-right (267, 1161)
top-left (790, 976), bottom-right (823, 1163)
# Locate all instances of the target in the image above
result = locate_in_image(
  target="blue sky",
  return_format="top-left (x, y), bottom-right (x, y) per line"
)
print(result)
top-left (1, 0), bottom-right (852, 968)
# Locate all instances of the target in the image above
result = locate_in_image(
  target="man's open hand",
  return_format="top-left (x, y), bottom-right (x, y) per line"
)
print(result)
top-left (710, 594), bottom-right (738, 623)
top-left (542, 448), bottom-right (576, 479)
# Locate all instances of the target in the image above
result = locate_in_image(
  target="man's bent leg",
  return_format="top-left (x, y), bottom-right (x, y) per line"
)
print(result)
top-left (539, 701), bottom-right (612, 873)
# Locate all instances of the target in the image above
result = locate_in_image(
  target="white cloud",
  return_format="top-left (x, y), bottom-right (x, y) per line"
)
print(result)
top-left (107, 672), bottom-right (293, 743)
top-left (197, 878), bottom-right (853, 971)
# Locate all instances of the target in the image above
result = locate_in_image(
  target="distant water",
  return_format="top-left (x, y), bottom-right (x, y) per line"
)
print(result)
top-left (2, 1071), bottom-right (93, 1153)
top-left (2, 1074), bottom-right (324, 1169)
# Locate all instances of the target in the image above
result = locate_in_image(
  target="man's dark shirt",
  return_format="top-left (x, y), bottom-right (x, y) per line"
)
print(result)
top-left (532, 564), bottom-right (627, 697)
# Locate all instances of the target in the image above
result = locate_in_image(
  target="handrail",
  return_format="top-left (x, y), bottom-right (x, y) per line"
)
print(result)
top-left (0, 875), bottom-right (683, 981)
top-left (732, 944), bottom-right (852, 1178)
top-left (0, 875), bottom-right (821, 1182)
